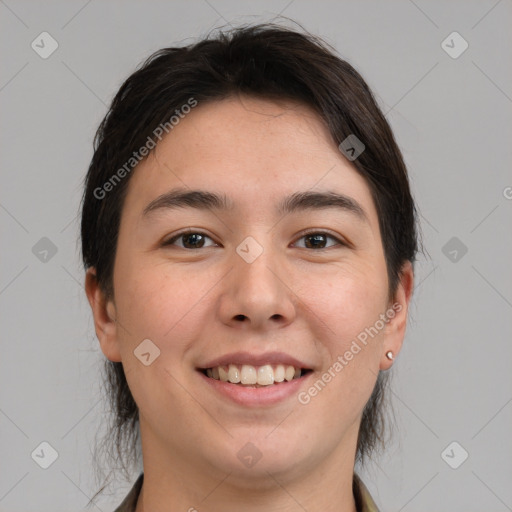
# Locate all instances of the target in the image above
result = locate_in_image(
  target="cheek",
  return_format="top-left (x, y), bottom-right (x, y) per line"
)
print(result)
top-left (299, 263), bottom-right (387, 426)
top-left (300, 278), bottom-right (385, 426)
top-left (113, 262), bottom-right (205, 412)
top-left (114, 258), bottom-right (204, 353)
top-left (300, 262), bottom-right (389, 349)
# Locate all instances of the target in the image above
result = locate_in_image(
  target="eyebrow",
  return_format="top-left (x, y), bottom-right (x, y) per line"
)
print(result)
top-left (142, 187), bottom-right (368, 222)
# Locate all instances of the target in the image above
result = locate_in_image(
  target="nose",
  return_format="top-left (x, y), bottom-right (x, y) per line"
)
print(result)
top-left (217, 239), bottom-right (297, 331)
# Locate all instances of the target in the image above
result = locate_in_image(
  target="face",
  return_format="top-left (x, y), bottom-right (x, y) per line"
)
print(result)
top-left (86, 96), bottom-right (413, 487)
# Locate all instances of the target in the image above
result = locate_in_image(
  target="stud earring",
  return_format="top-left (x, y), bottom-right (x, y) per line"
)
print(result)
top-left (385, 351), bottom-right (394, 361)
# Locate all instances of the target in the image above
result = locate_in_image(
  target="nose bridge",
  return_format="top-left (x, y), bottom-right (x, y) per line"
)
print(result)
top-left (235, 232), bottom-right (282, 299)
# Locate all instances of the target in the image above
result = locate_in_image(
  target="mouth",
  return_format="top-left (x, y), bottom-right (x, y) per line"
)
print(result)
top-left (198, 364), bottom-right (313, 388)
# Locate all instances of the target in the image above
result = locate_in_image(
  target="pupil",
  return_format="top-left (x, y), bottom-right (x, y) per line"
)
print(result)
top-left (306, 234), bottom-right (325, 249)
top-left (184, 233), bottom-right (204, 248)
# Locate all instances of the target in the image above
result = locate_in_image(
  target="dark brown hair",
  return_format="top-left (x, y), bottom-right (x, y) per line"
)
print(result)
top-left (81, 21), bottom-right (420, 502)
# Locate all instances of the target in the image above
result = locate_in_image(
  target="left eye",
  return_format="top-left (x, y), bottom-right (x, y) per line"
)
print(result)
top-left (293, 232), bottom-right (344, 250)
top-left (163, 231), bottom-right (344, 250)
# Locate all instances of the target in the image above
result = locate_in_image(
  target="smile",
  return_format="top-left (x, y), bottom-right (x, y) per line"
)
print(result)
top-left (201, 363), bottom-right (312, 387)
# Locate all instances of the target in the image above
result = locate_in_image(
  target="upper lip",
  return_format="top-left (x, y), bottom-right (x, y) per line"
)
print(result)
top-left (198, 351), bottom-right (313, 370)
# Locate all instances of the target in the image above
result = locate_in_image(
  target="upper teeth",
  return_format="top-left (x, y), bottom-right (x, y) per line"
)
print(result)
top-left (206, 364), bottom-right (302, 386)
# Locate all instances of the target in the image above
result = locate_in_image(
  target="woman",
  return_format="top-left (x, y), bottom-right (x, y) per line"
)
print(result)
top-left (81, 22), bottom-right (418, 512)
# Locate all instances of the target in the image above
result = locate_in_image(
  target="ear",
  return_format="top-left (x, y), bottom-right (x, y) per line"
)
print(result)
top-left (85, 267), bottom-right (122, 362)
top-left (380, 260), bottom-right (414, 370)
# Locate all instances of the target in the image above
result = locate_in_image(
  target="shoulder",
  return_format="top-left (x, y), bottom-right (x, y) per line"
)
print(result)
top-left (353, 473), bottom-right (381, 512)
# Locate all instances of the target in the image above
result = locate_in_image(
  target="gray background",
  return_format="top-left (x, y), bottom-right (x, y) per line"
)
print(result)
top-left (1, 1), bottom-right (511, 511)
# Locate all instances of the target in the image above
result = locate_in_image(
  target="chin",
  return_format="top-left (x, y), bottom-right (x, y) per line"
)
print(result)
top-left (209, 428), bottom-right (314, 481)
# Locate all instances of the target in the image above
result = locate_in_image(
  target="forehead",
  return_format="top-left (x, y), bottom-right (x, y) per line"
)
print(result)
top-left (122, 96), bottom-right (378, 226)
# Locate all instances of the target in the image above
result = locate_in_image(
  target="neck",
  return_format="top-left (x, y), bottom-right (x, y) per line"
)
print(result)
top-left (135, 421), bottom-right (359, 512)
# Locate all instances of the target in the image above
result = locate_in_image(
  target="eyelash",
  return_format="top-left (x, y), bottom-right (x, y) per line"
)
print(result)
top-left (162, 229), bottom-right (347, 250)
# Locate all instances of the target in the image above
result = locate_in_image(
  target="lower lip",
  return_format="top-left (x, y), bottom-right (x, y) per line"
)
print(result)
top-left (197, 370), bottom-right (312, 407)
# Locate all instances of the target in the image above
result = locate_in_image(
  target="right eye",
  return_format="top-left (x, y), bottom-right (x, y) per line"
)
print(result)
top-left (162, 230), bottom-right (219, 250)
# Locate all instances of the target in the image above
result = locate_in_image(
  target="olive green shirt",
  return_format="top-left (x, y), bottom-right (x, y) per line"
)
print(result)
top-left (113, 472), bottom-right (380, 511)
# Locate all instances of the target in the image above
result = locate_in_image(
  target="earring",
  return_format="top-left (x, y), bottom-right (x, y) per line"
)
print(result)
top-left (385, 351), bottom-right (394, 361)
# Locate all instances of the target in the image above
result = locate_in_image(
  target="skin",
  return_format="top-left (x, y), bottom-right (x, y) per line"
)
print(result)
top-left (86, 95), bottom-right (414, 512)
